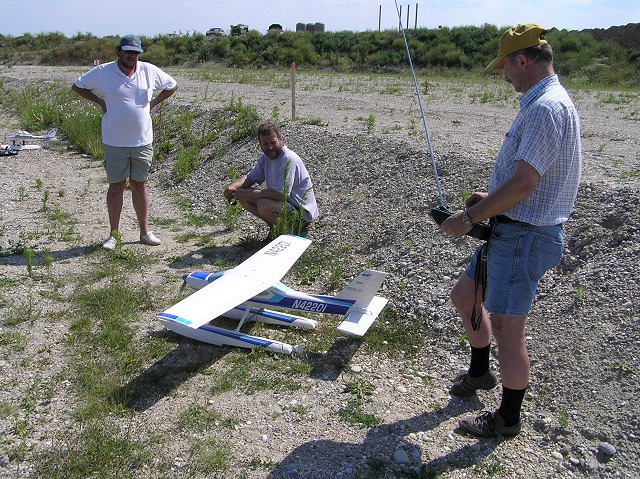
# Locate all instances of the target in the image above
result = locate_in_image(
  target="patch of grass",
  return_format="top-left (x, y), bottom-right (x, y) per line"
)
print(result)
top-left (210, 348), bottom-right (311, 396)
top-left (366, 114), bottom-right (375, 134)
top-left (178, 403), bottom-right (223, 432)
top-left (613, 360), bottom-right (635, 376)
top-left (65, 279), bottom-right (165, 418)
top-left (0, 331), bottom-right (28, 353)
top-left (246, 457), bottom-right (277, 471)
top-left (222, 200), bottom-right (245, 230)
top-left (174, 145), bottom-right (201, 181)
top-left (0, 235), bottom-right (29, 257)
top-left (3, 295), bottom-right (42, 326)
top-left (362, 307), bottom-right (430, 357)
top-left (0, 401), bottom-right (18, 418)
top-left (190, 436), bottom-right (232, 474)
top-left (338, 379), bottom-right (381, 427)
top-left (175, 231), bottom-right (201, 243)
top-left (473, 457), bottom-right (505, 477)
top-left (226, 96), bottom-right (260, 142)
top-left (47, 204), bottom-right (80, 244)
top-left (620, 170), bottom-right (640, 180)
top-left (32, 421), bottom-right (150, 479)
top-left (17, 185), bottom-right (27, 201)
top-left (601, 92), bottom-right (634, 105)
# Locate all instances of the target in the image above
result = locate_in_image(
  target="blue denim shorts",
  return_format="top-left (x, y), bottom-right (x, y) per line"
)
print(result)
top-left (464, 221), bottom-right (564, 316)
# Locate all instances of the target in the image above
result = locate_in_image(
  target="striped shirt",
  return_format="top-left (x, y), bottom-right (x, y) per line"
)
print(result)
top-left (488, 75), bottom-right (582, 225)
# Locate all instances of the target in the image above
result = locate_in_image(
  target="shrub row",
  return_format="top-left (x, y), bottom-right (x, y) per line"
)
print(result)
top-left (1, 25), bottom-right (638, 87)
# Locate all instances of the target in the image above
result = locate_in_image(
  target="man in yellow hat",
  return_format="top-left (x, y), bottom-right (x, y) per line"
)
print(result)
top-left (440, 24), bottom-right (583, 437)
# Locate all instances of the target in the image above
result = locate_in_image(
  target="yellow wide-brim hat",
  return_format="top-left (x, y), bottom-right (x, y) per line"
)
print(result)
top-left (486, 24), bottom-right (548, 71)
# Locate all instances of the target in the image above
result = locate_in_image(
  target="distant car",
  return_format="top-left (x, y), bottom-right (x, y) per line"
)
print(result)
top-left (206, 27), bottom-right (226, 37)
top-left (230, 24), bottom-right (249, 36)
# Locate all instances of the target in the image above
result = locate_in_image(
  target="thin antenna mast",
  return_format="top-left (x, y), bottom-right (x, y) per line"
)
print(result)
top-left (394, 0), bottom-right (445, 206)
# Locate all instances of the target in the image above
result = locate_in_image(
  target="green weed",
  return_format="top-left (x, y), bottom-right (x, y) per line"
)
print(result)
top-left (473, 457), bottom-right (505, 477)
top-left (338, 380), bottom-right (381, 427)
top-left (558, 405), bottom-right (570, 428)
top-left (178, 403), bottom-right (223, 432)
top-left (613, 360), bottom-right (635, 376)
top-left (366, 114), bottom-right (375, 134)
top-left (222, 201), bottom-right (244, 230)
top-left (174, 145), bottom-right (201, 181)
top-left (0, 331), bottom-right (28, 352)
top-left (17, 185), bottom-right (27, 201)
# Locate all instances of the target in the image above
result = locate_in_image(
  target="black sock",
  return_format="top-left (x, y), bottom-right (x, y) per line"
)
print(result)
top-left (498, 386), bottom-right (526, 426)
top-left (467, 344), bottom-right (491, 377)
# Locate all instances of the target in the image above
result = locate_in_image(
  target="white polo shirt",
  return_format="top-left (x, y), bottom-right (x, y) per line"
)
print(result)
top-left (74, 60), bottom-right (177, 147)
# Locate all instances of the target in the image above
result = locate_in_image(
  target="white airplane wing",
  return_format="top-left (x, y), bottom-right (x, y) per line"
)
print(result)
top-left (158, 234), bottom-right (311, 330)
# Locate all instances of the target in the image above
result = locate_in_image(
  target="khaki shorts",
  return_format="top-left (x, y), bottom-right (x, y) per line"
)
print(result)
top-left (103, 143), bottom-right (153, 183)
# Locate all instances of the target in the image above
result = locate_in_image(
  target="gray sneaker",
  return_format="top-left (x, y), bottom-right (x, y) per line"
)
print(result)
top-left (449, 369), bottom-right (498, 397)
top-left (458, 410), bottom-right (522, 437)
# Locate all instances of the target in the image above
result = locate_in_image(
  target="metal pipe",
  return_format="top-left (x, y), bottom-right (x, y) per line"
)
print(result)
top-left (406, 4), bottom-right (410, 30)
top-left (394, 0), bottom-right (445, 206)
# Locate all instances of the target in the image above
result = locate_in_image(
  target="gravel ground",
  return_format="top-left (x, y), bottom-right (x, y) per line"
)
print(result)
top-left (0, 65), bottom-right (639, 478)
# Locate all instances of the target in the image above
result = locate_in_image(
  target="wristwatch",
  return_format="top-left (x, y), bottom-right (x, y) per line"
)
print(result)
top-left (461, 209), bottom-right (474, 227)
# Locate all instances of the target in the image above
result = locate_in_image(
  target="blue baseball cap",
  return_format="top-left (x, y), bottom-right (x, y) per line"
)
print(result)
top-left (119, 34), bottom-right (143, 53)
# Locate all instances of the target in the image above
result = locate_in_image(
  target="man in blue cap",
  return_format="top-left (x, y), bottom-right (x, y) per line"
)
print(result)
top-left (72, 34), bottom-right (178, 250)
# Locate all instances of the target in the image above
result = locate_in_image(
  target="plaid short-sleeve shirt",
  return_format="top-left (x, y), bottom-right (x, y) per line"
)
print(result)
top-left (488, 75), bottom-right (582, 225)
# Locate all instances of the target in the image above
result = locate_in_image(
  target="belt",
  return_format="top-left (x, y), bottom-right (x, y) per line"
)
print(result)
top-left (495, 215), bottom-right (526, 224)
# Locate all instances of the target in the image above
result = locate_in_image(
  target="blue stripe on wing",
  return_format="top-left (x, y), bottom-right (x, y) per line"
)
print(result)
top-left (157, 312), bottom-right (193, 326)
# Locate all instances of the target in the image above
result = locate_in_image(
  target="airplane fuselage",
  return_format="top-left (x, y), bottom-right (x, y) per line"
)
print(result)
top-left (182, 271), bottom-right (355, 317)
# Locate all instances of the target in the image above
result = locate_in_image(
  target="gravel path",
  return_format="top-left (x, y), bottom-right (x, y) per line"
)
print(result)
top-left (0, 65), bottom-right (638, 478)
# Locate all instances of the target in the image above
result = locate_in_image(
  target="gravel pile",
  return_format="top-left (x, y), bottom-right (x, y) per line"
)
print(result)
top-left (0, 66), bottom-right (638, 478)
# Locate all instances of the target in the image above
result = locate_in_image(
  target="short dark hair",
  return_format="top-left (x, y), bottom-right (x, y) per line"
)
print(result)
top-left (507, 42), bottom-right (554, 65)
top-left (257, 120), bottom-right (282, 139)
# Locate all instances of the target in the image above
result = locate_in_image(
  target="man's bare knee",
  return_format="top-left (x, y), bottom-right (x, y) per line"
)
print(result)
top-left (451, 273), bottom-right (475, 311)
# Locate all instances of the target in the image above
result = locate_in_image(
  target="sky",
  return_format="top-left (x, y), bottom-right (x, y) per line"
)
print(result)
top-left (1, 0), bottom-right (637, 38)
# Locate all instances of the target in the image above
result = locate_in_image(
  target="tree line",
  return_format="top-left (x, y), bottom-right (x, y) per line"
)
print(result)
top-left (1, 25), bottom-right (638, 88)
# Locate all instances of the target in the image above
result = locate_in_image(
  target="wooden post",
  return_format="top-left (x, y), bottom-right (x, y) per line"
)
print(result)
top-left (291, 63), bottom-right (296, 121)
top-left (406, 4), bottom-right (410, 30)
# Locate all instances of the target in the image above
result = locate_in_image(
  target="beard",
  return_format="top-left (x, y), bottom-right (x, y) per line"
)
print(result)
top-left (264, 148), bottom-right (283, 159)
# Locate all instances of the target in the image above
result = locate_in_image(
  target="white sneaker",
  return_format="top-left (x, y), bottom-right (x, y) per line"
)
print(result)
top-left (140, 231), bottom-right (161, 246)
top-left (103, 235), bottom-right (117, 251)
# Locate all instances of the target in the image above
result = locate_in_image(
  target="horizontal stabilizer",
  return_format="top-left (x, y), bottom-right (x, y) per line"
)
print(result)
top-left (335, 270), bottom-right (388, 308)
top-left (337, 295), bottom-right (388, 336)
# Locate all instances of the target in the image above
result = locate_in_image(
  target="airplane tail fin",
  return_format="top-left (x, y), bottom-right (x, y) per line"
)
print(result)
top-left (46, 129), bottom-right (57, 139)
top-left (334, 270), bottom-right (389, 336)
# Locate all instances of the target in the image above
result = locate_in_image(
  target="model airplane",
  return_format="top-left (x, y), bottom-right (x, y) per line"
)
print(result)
top-left (157, 234), bottom-right (389, 354)
top-left (0, 145), bottom-right (19, 156)
top-left (5, 128), bottom-right (57, 150)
